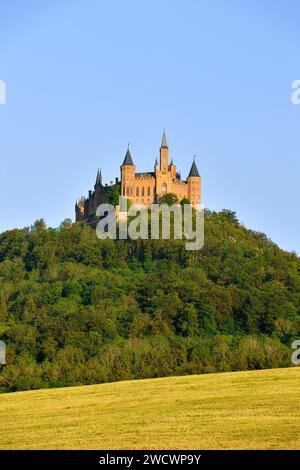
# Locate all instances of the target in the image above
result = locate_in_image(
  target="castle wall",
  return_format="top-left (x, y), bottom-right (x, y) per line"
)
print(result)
top-left (133, 176), bottom-right (156, 206)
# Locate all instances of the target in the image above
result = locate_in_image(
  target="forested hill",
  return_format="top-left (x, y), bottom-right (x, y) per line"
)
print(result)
top-left (0, 210), bottom-right (299, 392)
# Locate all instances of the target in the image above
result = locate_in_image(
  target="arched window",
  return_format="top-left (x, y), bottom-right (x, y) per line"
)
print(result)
top-left (161, 183), bottom-right (167, 194)
top-left (142, 187), bottom-right (145, 196)
top-left (147, 187), bottom-right (150, 196)
top-left (136, 187), bottom-right (139, 196)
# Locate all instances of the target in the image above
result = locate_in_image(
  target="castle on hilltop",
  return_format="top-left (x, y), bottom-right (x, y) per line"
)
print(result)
top-left (75, 131), bottom-right (201, 224)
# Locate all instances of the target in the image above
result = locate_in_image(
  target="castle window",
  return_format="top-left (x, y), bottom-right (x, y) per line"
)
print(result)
top-left (161, 183), bottom-right (167, 194)
top-left (127, 187), bottom-right (130, 196)
top-left (136, 187), bottom-right (139, 196)
top-left (147, 187), bottom-right (150, 196)
top-left (142, 187), bottom-right (145, 196)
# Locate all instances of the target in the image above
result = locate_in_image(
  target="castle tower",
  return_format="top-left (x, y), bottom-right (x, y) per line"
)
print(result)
top-left (120, 146), bottom-right (135, 198)
top-left (75, 197), bottom-right (86, 222)
top-left (94, 168), bottom-right (106, 209)
top-left (187, 157), bottom-right (201, 207)
top-left (160, 130), bottom-right (169, 174)
top-left (169, 158), bottom-right (176, 179)
top-left (94, 169), bottom-right (102, 189)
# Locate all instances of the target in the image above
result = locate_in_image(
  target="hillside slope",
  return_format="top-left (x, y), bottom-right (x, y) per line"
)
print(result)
top-left (0, 211), bottom-right (300, 392)
top-left (0, 368), bottom-right (299, 449)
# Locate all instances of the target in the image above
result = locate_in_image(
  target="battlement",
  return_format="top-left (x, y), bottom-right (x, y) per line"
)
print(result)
top-left (135, 173), bottom-right (155, 180)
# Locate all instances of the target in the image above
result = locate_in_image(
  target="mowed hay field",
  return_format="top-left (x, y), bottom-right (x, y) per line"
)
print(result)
top-left (0, 368), bottom-right (299, 450)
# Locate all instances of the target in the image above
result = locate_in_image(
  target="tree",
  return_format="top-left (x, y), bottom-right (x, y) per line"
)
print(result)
top-left (60, 218), bottom-right (73, 229)
top-left (107, 186), bottom-right (120, 207)
top-left (180, 197), bottom-right (190, 207)
top-left (178, 304), bottom-right (199, 336)
top-left (31, 219), bottom-right (46, 232)
top-left (160, 193), bottom-right (179, 206)
top-left (220, 210), bottom-right (239, 225)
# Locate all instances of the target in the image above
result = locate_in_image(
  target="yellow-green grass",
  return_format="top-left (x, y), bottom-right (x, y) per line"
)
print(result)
top-left (0, 368), bottom-right (299, 450)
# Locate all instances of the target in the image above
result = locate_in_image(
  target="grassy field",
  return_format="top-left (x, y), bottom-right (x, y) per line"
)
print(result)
top-left (0, 367), bottom-right (299, 449)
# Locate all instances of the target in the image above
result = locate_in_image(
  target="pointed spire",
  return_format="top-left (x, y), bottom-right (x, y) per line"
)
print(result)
top-left (161, 130), bottom-right (168, 148)
top-left (122, 144), bottom-right (134, 166)
top-left (188, 156), bottom-right (200, 177)
top-left (95, 168), bottom-right (102, 187)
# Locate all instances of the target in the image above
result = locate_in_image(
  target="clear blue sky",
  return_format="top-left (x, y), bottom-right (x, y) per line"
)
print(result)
top-left (1, 0), bottom-right (300, 253)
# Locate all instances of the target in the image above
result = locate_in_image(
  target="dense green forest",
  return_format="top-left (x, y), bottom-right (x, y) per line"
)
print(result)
top-left (0, 210), bottom-right (299, 392)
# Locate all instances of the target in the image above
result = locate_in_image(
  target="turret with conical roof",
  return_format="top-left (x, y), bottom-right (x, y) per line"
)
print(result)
top-left (120, 145), bottom-right (135, 198)
top-left (188, 158), bottom-right (200, 177)
top-left (122, 146), bottom-right (134, 166)
top-left (187, 156), bottom-right (201, 206)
